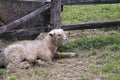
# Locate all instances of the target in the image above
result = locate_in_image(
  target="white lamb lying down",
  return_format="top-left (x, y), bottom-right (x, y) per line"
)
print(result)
top-left (0, 29), bottom-right (77, 69)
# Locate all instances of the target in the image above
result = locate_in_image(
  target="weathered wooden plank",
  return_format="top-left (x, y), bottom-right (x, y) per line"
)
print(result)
top-left (0, 27), bottom-right (51, 40)
top-left (0, 3), bottom-right (51, 34)
top-left (50, 0), bottom-right (61, 29)
top-left (1, 20), bottom-right (120, 40)
top-left (62, 0), bottom-right (120, 5)
top-left (62, 20), bottom-right (120, 30)
top-left (17, 0), bottom-right (120, 4)
top-left (18, 0), bottom-right (51, 2)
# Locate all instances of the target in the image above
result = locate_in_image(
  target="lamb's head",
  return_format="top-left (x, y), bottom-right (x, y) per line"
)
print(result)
top-left (48, 29), bottom-right (68, 47)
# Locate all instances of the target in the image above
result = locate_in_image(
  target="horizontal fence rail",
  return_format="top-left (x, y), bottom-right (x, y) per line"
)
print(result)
top-left (63, 20), bottom-right (120, 31)
top-left (18, 0), bottom-right (51, 2)
top-left (1, 20), bottom-right (120, 40)
top-left (62, 0), bottom-right (120, 5)
top-left (0, 27), bottom-right (51, 40)
top-left (18, 0), bottom-right (120, 5)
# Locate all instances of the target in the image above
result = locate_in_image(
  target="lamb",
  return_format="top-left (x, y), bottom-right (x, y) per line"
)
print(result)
top-left (0, 29), bottom-right (77, 69)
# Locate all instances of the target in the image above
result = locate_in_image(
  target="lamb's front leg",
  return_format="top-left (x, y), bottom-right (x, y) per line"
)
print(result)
top-left (34, 60), bottom-right (46, 66)
top-left (54, 52), bottom-right (78, 59)
top-left (34, 59), bottom-right (53, 67)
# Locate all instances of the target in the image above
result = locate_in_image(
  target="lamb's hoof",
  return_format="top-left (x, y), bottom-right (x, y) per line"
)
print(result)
top-left (35, 60), bottom-right (46, 66)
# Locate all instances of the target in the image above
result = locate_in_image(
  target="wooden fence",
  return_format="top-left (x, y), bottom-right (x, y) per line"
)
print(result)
top-left (0, 0), bottom-right (120, 40)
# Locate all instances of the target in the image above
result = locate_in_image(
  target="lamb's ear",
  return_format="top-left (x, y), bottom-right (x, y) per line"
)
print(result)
top-left (49, 31), bottom-right (55, 37)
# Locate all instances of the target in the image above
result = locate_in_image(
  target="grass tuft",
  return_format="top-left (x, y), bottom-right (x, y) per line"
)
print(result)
top-left (28, 68), bottom-right (52, 78)
top-left (6, 76), bottom-right (17, 80)
top-left (0, 69), bottom-right (15, 76)
top-left (108, 74), bottom-right (120, 80)
top-left (58, 35), bottom-right (120, 52)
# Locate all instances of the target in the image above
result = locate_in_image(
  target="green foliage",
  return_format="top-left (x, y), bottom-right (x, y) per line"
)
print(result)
top-left (58, 35), bottom-right (120, 52)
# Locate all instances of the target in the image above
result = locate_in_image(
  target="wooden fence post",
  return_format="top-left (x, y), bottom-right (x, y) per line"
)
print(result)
top-left (50, 0), bottom-right (61, 29)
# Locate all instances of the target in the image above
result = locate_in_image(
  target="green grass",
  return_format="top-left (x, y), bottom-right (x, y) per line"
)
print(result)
top-left (58, 34), bottom-right (120, 80)
top-left (62, 4), bottom-right (120, 25)
top-left (90, 67), bottom-right (102, 74)
top-left (102, 51), bottom-right (120, 77)
top-left (90, 56), bottom-right (120, 80)
top-left (102, 51), bottom-right (120, 80)
top-left (58, 35), bottom-right (120, 52)
top-left (28, 68), bottom-right (52, 78)
top-left (6, 76), bottom-right (17, 80)
top-left (0, 69), bottom-right (15, 76)
top-left (108, 74), bottom-right (120, 80)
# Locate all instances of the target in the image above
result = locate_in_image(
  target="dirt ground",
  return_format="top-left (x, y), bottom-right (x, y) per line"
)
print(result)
top-left (0, 29), bottom-right (119, 80)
